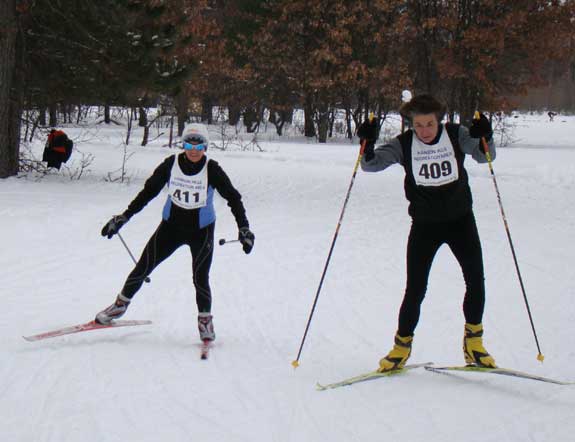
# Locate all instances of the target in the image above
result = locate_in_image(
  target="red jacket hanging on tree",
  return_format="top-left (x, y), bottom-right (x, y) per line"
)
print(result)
top-left (42, 129), bottom-right (73, 169)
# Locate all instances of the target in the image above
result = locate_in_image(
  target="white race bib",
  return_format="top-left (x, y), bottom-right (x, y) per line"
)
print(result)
top-left (168, 157), bottom-right (208, 209)
top-left (411, 127), bottom-right (459, 187)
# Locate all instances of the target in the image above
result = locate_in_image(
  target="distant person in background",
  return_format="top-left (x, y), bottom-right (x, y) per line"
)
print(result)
top-left (548, 111), bottom-right (557, 122)
top-left (95, 124), bottom-right (255, 343)
top-left (358, 94), bottom-right (497, 372)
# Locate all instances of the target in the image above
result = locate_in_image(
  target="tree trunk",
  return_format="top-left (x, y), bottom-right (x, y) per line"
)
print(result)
top-left (22, 109), bottom-right (30, 142)
top-left (126, 108), bottom-right (133, 145)
top-left (201, 96), bottom-right (213, 124)
top-left (344, 107), bottom-right (352, 139)
top-left (138, 107), bottom-right (148, 127)
top-left (64, 104), bottom-right (72, 123)
top-left (228, 104), bottom-right (241, 126)
top-left (29, 112), bottom-right (39, 142)
top-left (316, 102), bottom-right (329, 143)
top-left (39, 108), bottom-right (47, 126)
top-left (304, 94), bottom-right (315, 138)
top-left (243, 106), bottom-right (262, 133)
top-left (0, 0), bottom-right (22, 178)
top-left (269, 108), bottom-right (291, 136)
top-left (104, 104), bottom-right (111, 124)
top-left (49, 104), bottom-right (58, 127)
top-left (168, 114), bottom-right (174, 147)
top-left (459, 86), bottom-right (478, 127)
top-left (328, 108), bottom-right (335, 138)
top-left (175, 93), bottom-right (188, 137)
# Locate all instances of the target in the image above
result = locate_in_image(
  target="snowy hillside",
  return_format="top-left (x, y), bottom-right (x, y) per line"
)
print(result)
top-left (1, 113), bottom-right (574, 442)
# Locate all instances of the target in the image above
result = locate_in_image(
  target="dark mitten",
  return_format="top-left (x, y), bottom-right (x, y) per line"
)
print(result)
top-left (357, 118), bottom-right (380, 143)
top-left (363, 141), bottom-right (376, 162)
top-left (238, 227), bottom-right (255, 254)
top-left (101, 214), bottom-right (128, 239)
top-left (469, 113), bottom-right (493, 140)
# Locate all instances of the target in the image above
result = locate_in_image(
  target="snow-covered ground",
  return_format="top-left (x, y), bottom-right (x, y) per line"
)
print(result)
top-left (1, 113), bottom-right (574, 442)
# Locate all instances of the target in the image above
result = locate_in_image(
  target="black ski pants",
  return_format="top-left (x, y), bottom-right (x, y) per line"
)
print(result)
top-left (397, 212), bottom-right (485, 337)
top-left (121, 221), bottom-right (214, 312)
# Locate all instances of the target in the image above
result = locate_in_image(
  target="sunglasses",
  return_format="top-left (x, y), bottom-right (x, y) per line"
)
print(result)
top-left (183, 141), bottom-right (206, 151)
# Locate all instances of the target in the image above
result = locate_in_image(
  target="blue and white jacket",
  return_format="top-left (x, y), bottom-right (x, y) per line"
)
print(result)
top-left (123, 153), bottom-right (249, 231)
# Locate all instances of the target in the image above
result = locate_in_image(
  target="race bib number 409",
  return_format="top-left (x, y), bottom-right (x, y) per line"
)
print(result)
top-left (411, 130), bottom-right (459, 187)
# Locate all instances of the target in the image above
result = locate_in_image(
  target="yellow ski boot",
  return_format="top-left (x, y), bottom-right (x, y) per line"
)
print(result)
top-left (463, 323), bottom-right (497, 368)
top-left (378, 333), bottom-right (413, 373)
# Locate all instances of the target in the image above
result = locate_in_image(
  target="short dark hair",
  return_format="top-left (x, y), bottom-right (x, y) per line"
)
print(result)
top-left (399, 94), bottom-right (446, 122)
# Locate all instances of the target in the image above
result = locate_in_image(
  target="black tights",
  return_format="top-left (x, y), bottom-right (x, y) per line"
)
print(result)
top-left (397, 212), bottom-right (485, 337)
top-left (121, 221), bottom-right (214, 312)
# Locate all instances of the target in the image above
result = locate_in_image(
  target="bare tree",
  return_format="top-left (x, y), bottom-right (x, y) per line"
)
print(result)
top-left (0, 0), bottom-right (23, 178)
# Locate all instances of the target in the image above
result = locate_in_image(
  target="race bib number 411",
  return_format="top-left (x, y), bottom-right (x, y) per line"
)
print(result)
top-left (411, 131), bottom-right (459, 187)
top-left (168, 159), bottom-right (208, 209)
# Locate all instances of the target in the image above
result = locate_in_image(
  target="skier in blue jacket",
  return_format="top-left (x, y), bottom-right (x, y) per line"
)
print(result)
top-left (95, 124), bottom-right (254, 343)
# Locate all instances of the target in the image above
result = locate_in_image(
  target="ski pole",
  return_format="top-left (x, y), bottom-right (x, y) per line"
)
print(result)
top-left (218, 238), bottom-right (240, 246)
top-left (292, 118), bottom-right (372, 368)
top-left (475, 111), bottom-right (543, 362)
top-left (117, 232), bottom-right (151, 283)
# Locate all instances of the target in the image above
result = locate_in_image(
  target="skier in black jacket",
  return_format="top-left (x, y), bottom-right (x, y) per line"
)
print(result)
top-left (95, 124), bottom-right (254, 343)
top-left (358, 94), bottom-right (497, 371)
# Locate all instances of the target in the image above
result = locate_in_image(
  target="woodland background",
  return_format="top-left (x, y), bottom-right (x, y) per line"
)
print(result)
top-left (1, 0), bottom-right (574, 178)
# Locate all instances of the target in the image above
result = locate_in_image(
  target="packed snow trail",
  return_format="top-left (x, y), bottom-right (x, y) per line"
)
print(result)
top-left (1, 115), bottom-right (575, 442)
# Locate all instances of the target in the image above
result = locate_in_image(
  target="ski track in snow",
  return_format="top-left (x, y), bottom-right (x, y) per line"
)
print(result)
top-left (2, 115), bottom-right (575, 442)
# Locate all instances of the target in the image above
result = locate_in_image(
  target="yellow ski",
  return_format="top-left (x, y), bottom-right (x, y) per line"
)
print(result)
top-left (425, 365), bottom-right (573, 385)
top-left (316, 362), bottom-right (431, 391)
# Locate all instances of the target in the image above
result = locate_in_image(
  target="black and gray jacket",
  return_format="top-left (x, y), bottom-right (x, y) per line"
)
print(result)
top-left (361, 123), bottom-right (496, 223)
top-left (122, 153), bottom-right (249, 232)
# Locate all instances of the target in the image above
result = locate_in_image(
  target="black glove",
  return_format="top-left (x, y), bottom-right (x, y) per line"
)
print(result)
top-left (469, 113), bottom-right (493, 140)
top-left (238, 227), bottom-right (255, 254)
top-left (357, 118), bottom-right (379, 162)
top-left (357, 118), bottom-right (380, 143)
top-left (101, 214), bottom-right (128, 239)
